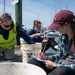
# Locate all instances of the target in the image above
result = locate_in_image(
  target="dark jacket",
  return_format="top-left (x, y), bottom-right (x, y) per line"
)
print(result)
top-left (27, 29), bottom-right (43, 42)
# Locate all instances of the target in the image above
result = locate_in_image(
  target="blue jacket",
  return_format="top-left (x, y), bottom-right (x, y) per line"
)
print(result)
top-left (28, 29), bottom-right (43, 42)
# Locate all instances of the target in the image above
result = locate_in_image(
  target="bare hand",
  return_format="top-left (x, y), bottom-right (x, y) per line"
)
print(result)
top-left (37, 52), bottom-right (49, 60)
top-left (36, 33), bottom-right (43, 36)
top-left (45, 60), bottom-right (55, 69)
top-left (42, 39), bottom-right (48, 42)
top-left (30, 33), bottom-right (43, 38)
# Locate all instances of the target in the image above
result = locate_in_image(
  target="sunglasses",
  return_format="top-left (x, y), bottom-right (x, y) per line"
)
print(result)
top-left (3, 24), bottom-right (12, 28)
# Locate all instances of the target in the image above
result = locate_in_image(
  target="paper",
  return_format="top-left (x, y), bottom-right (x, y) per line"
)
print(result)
top-left (31, 55), bottom-right (46, 63)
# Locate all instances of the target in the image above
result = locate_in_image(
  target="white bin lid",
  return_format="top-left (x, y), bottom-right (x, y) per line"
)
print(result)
top-left (0, 62), bottom-right (46, 75)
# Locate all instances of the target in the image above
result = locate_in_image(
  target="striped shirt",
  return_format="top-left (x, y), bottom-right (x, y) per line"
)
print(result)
top-left (50, 34), bottom-right (75, 69)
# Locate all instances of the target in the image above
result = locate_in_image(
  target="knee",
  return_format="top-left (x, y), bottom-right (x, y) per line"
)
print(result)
top-left (48, 67), bottom-right (70, 75)
top-left (28, 58), bottom-right (43, 67)
top-left (28, 58), bottom-right (38, 65)
top-left (55, 67), bottom-right (68, 74)
top-left (4, 54), bottom-right (14, 60)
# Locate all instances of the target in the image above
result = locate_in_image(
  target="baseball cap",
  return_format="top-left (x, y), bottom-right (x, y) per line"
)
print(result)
top-left (48, 10), bottom-right (74, 30)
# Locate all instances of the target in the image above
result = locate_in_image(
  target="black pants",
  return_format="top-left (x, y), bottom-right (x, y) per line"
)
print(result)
top-left (28, 58), bottom-right (75, 75)
top-left (48, 66), bottom-right (75, 75)
top-left (28, 58), bottom-right (53, 74)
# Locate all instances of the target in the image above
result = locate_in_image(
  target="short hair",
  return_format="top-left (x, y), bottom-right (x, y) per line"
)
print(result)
top-left (0, 13), bottom-right (12, 23)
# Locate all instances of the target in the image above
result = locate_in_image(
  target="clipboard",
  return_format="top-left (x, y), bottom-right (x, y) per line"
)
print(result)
top-left (31, 55), bottom-right (46, 63)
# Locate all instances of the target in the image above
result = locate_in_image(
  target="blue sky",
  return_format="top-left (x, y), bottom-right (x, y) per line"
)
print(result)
top-left (0, 0), bottom-right (75, 29)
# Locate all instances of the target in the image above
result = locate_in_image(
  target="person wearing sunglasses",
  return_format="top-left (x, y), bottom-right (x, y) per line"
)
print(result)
top-left (0, 13), bottom-right (34, 60)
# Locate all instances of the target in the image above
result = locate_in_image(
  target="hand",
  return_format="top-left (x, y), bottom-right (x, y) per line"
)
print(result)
top-left (42, 38), bottom-right (48, 42)
top-left (45, 60), bottom-right (56, 69)
top-left (37, 52), bottom-right (49, 60)
top-left (30, 33), bottom-right (42, 38)
top-left (36, 33), bottom-right (43, 36)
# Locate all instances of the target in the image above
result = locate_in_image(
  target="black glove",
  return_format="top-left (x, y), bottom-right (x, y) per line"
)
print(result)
top-left (41, 38), bottom-right (58, 53)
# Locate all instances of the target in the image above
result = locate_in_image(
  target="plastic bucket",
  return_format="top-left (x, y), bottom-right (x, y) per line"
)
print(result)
top-left (0, 62), bottom-right (46, 75)
top-left (33, 43), bottom-right (42, 55)
top-left (21, 44), bottom-right (34, 63)
top-left (20, 43), bottom-right (42, 63)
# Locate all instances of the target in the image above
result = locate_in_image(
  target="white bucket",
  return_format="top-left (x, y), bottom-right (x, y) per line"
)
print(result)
top-left (20, 43), bottom-right (42, 63)
top-left (20, 38), bottom-right (25, 44)
top-left (21, 49), bottom-right (33, 63)
top-left (33, 43), bottom-right (42, 55)
top-left (0, 62), bottom-right (46, 75)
